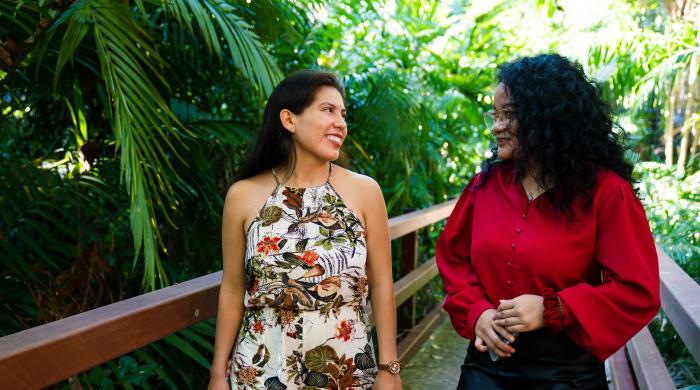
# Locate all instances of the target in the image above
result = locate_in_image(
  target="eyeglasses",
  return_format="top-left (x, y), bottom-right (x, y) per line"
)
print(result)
top-left (482, 110), bottom-right (516, 129)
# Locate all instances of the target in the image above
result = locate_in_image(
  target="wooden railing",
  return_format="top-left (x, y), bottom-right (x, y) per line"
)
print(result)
top-left (0, 200), bottom-right (456, 389)
top-left (1, 199), bottom-right (698, 389)
top-left (608, 247), bottom-right (700, 390)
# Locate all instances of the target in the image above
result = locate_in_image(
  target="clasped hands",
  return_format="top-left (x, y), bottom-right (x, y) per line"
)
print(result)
top-left (473, 294), bottom-right (544, 359)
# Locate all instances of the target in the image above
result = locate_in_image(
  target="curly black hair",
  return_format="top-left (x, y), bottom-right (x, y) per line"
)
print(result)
top-left (481, 53), bottom-right (634, 216)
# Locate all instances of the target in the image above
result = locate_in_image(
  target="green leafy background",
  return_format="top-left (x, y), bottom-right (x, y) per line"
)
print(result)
top-left (1, 0), bottom-right (698, 387)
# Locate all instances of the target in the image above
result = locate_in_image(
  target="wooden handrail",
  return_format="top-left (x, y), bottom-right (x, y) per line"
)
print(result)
top-left (397, 306), bottom-right (446, 363)
top-left (389, 199), bottom-right (456, 240)
top-left (626, 328), bottom-right (675, 390)
top-left (0, 272), bottom-right (221, 389)
top-left (607, 349), bottom-right (636, 390)
top-left (602, 244), bottom-right (700, 390)
top-left (0, 200), bottom-right (457, 389)
top-left (607, 245), bottom-right (700, 390)
top-left (391, 199), bottom-right (456, 329)
top-left (2, 197), bottom-right (698, 390)
top-left (657, 246), bottom-right (700, 365)
top-left (366, 258), bottom-right (439, 325)
top-left (393, 258), bottom-right (438, 308)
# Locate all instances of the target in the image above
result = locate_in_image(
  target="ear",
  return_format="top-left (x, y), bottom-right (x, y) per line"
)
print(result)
top-left (280, 109), bottom-right (295, 134)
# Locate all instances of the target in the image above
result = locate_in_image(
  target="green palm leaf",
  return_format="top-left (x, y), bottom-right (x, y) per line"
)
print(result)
top-left (345, 71), bottom-right (427, 211)
top-left (0, 1), bottom-right (41, 37)
top-left (54, 0), bottom-right (188, 290)
top-left (132, 348), bottom-right (178, 389)
top-left (159, 0), bottom-right (282, 94)
top-left (0, 156), bottom-right (119, 335)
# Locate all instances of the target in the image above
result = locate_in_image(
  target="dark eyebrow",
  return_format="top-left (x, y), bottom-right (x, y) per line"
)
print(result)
top-left (320, 101), bottom-right (346, 112)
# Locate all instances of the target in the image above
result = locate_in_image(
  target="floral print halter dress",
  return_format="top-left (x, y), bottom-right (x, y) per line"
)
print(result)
top-left (231, 164), bottom-right (377, 389)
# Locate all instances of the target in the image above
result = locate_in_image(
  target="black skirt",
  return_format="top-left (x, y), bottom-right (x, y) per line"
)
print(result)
top-left (456, 329), bottom-right (607, 390)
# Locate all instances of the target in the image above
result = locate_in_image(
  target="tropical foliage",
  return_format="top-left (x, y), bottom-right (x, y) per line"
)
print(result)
top-left (1, 0), bottom-right (698, 388)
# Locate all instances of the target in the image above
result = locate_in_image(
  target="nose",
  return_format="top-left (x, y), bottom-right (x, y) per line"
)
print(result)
top-left (492, 119), bottom-right (507, 135)
top-left (335, 115), bottom-right (347, 132)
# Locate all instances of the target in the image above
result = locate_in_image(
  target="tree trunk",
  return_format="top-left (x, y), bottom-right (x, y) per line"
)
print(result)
top-left (664, 83), bottom-right (677, 166)
top-left (677, 57), bottom-right (697, 174)
top-left (677, 118), bottom-right (691, 174)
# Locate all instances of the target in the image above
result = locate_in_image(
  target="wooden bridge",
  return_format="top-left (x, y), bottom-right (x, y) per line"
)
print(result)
top-left (0, 200), bottom-right (698, 389)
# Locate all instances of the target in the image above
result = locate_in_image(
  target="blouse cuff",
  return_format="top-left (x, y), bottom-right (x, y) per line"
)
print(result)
top-left (542, 288), bottom-right (566, 332)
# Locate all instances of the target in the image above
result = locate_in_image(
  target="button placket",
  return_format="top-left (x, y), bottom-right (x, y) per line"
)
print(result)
top-left (510, 207), bottom-right (526, 288)
top-left (508, 241), bottom-right (516, 287)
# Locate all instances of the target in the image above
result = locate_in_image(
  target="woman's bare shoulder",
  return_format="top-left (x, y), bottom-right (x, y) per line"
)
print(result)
top-left (227, 172), bottom-right (276, 198)
top-left (224, 172), bottom-right (278, 228)
top-left (330, 164), bottom-right (384, 218)
top-left (331, 164), bottom-right (381, 193)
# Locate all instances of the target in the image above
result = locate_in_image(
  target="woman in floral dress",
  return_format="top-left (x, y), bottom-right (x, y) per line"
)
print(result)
top-left (209, 71), bottom-right (401, 390)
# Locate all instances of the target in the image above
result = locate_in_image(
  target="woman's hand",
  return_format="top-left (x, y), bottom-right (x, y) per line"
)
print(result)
top-left (474, 308), bottom-right (515, 358)
top-left (374, 370), bottom-right (402, 389)
top-left (207, 375), bottom-right (229, 390)
top-left (494, 294), bottom-right (545, 333)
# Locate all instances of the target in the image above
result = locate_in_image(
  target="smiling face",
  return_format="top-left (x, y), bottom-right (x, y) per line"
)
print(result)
top-left (283, 85), bottom-right (347, 162)
top-left (492, 82), bottom-right (521, 160)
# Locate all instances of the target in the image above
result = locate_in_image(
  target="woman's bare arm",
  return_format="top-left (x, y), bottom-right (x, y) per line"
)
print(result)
top-left (362, 178), bottom-right (401, 388)
top-left (209, 184), bottom-right (249, 388)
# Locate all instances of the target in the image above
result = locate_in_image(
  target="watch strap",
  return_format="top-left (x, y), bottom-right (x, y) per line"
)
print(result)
top-left (377, 360), bottom-right (401, 375)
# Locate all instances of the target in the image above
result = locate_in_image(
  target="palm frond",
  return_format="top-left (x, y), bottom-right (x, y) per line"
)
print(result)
top-left (54, 0), bottom-right (189, 290)
top-left (52, 3), bottom-right (91, 87)
top-left (160, 0), bottom-right (282, 94)
top-left (0, 156), bottom-right (120, 333)
top-left (188, 119), bottom-right (255, 147)
top-left (587, 27), bottom-right (700, 117)
top-left (164, 333), bottom-right (211, 369)
top-left (0, 1), bottom-right (42, 37)
top-left (344, 70), bottom-right (431, 212)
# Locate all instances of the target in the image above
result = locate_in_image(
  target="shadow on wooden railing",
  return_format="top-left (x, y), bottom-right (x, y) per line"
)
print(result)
top-left (0, 199), bottom-right (698, 390)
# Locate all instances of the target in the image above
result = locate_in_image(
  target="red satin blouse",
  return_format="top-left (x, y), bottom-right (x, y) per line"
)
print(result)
top-left (436, 162), bottom-right (660, 361)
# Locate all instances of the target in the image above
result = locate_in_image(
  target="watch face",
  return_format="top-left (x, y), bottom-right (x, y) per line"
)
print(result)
top-left (388, 361), bottom-right (401, 374)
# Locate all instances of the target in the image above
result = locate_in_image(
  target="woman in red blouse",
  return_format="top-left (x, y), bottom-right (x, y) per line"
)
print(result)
top-left (436, 54), bottom-right (660, 389)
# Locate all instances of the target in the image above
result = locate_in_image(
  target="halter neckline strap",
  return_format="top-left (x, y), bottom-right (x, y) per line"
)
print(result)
top-left (271, 162), bottom-right (333, 189)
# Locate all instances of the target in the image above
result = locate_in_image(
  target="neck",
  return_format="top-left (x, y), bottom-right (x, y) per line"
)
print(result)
top-left (522, 168), bottom-right (539, 184)
top-left (520, 166), bottom-right (549, 200)
top-left (277, 150), bottom-right (330, 188)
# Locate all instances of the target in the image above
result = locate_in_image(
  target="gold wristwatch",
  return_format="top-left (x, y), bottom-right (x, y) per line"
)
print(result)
top-left (377, 360), bottom-right (401, 375)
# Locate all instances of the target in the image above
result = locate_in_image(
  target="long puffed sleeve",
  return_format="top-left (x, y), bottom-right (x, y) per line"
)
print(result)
top-left (436, 176), bottom-right (494, 340)
top-left (558, 178), bottom-right (660, 361)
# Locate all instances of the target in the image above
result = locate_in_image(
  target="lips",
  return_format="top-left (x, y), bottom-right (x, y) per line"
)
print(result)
top-left (326, 134), bottom-right (343, 147)
top-left (496, 137), bottom-right (510, 145)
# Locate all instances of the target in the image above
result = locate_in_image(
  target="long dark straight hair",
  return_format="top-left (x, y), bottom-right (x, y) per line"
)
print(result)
top-left (234, 70), bottom-right (344, 182)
